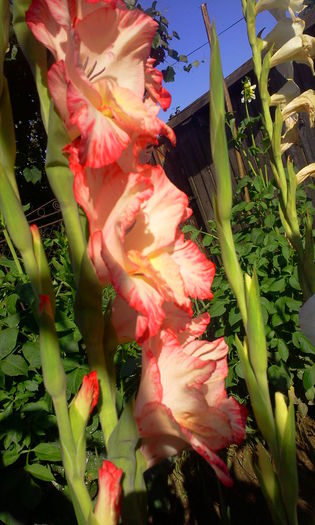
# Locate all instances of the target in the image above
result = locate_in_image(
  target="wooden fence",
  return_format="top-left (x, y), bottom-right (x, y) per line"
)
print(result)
top-left (154, 8), bottom-right (315, 232)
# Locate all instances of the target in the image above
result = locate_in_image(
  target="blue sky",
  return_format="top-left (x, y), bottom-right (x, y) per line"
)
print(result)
top-left (142, 1), bottom-right (276, 120)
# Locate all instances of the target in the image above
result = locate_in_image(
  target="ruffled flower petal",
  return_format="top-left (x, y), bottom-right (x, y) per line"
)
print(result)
top-left (172, 234), bottom-right (215, 300)
top-left (135, 318), bottom-right (247, 485)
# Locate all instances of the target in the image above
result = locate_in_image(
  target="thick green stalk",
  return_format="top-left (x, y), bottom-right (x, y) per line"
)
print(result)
top-left (215, 216), bottom-right (247, 324)
top-left (107, 400), bottom-right (147, 525)
top-left (39, 299), bottom-right (93, 524)
top-left (46, 106), bottom-right (86, 283)
top-left (47, 105), bottom-right (116, 449)
top-left (0, 79), bottom-right (18, 196)
top-left (210, 22), bottom-right (247, 323)
top-left (75, 251), bottom-right (118, 446)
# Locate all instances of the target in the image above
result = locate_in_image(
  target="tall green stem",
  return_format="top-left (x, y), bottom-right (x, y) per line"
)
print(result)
top-left (2, 222), bottom-right (24, 275)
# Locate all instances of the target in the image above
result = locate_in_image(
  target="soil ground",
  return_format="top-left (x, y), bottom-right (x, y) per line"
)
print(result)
top-left (146, 413), bottom-right (315, 525)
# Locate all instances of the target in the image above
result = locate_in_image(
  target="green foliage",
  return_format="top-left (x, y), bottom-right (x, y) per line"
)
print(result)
top-left (0, 228), bottom-right (103, 522)
top-left (0, 224), bottom-right (143, 521)
top-left (185, 170), bottom-right (315, 412)
top-left (22, 166), bottom-right (42, 185)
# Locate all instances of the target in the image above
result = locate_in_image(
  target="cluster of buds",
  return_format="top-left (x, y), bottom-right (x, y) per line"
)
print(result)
top-left (27, 0), bottom-right (247, 491)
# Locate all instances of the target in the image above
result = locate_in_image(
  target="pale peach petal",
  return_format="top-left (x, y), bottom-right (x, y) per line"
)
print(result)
top-left (149, 251), bottom-right (191, 312)
top-left (124, 165), bottom-right (190, 254)
top-left (177, 312), bottom-right (211, 343)
top-left (67, 81), bottom-right (131, 167)
top-left (105, 82), bottom-right (174, 142)
top-left (135, 326), bottom-right (247, 485)
top-left (137, 404), bottom-right (189, 468)
top-left (26, 0), bottom-right (69, 60)
top-left (103, 250), bottom-right (165, 342)
top-left (172, 234), bottom-right (215, 300)
top-left (88, 231), bottom-right (110, 284)
top-left (48, 61), bottom-right (77, 137)
top-left (74, 3), bottom-right (156, 95)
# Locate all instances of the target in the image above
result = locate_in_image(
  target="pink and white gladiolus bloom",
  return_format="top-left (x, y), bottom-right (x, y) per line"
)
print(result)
top-left (68, 144), bottom-right (215, 342)
top-left (134, 313), bottom-right (247, 486)
top-left (26, 0), bottom-right (175, 169)
top-left (94, 460), bottom-right (123, 525)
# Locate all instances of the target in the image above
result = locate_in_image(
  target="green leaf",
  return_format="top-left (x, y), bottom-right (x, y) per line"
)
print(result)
top-left (268, 278), bottom-right (286, 293)
top-left (62, 357), bottom-right (80, 372)
top-left (25, 463), bottom-right (55, 482)
top-left (0, 327), bottom-right (19, 359)
top-left (1, 354), bottom-right (28, 376)
top-left (6, 294), bottom-right (18, 314)
top-left (260, 297), bottom-right (277, 314)
top-left (305, 386), bottom-right (315, 401)
top-left (268, 364), bottom-right (291, 392)
top-left (202, 234), bottom-right (213, 247)
top-left (264, 215), bottom-right (275, 228)
top-left (167, 48), bottom-right (179, 60)
top-left (2, 449), bottom-right (20, 467)
top-left (66, 366), bottom-right (89, 395)
top-left (22, 341), bottom-right (41, 369)
top-left (228, 307), bottom-right (241, 327)
top-left (289, 275), bottom-right (300, 291)
top-left (303, 366), bottom-right (315, 390)
top-left (22, 399), bottom-right (50, 413)
top-left (277, 340), bottom-right (289, 362)
top-left (33, 442), bottom-right (62, 462)
top-left (162, 66), bottom-right (175, 82)
top-left (22, 166), bottom-right (42, 184)
top-left (292, 332), bottom-right (315, 355)
top-left (285, 298), bottom-right (301, 312)
top-left (210, 300), bottom-right (226, 318)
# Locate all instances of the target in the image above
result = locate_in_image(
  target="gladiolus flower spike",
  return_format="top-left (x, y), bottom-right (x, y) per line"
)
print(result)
top-left (26, 0), bottom-right (175, 170)
top-left (27, 0), bottom-right (247, 495)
